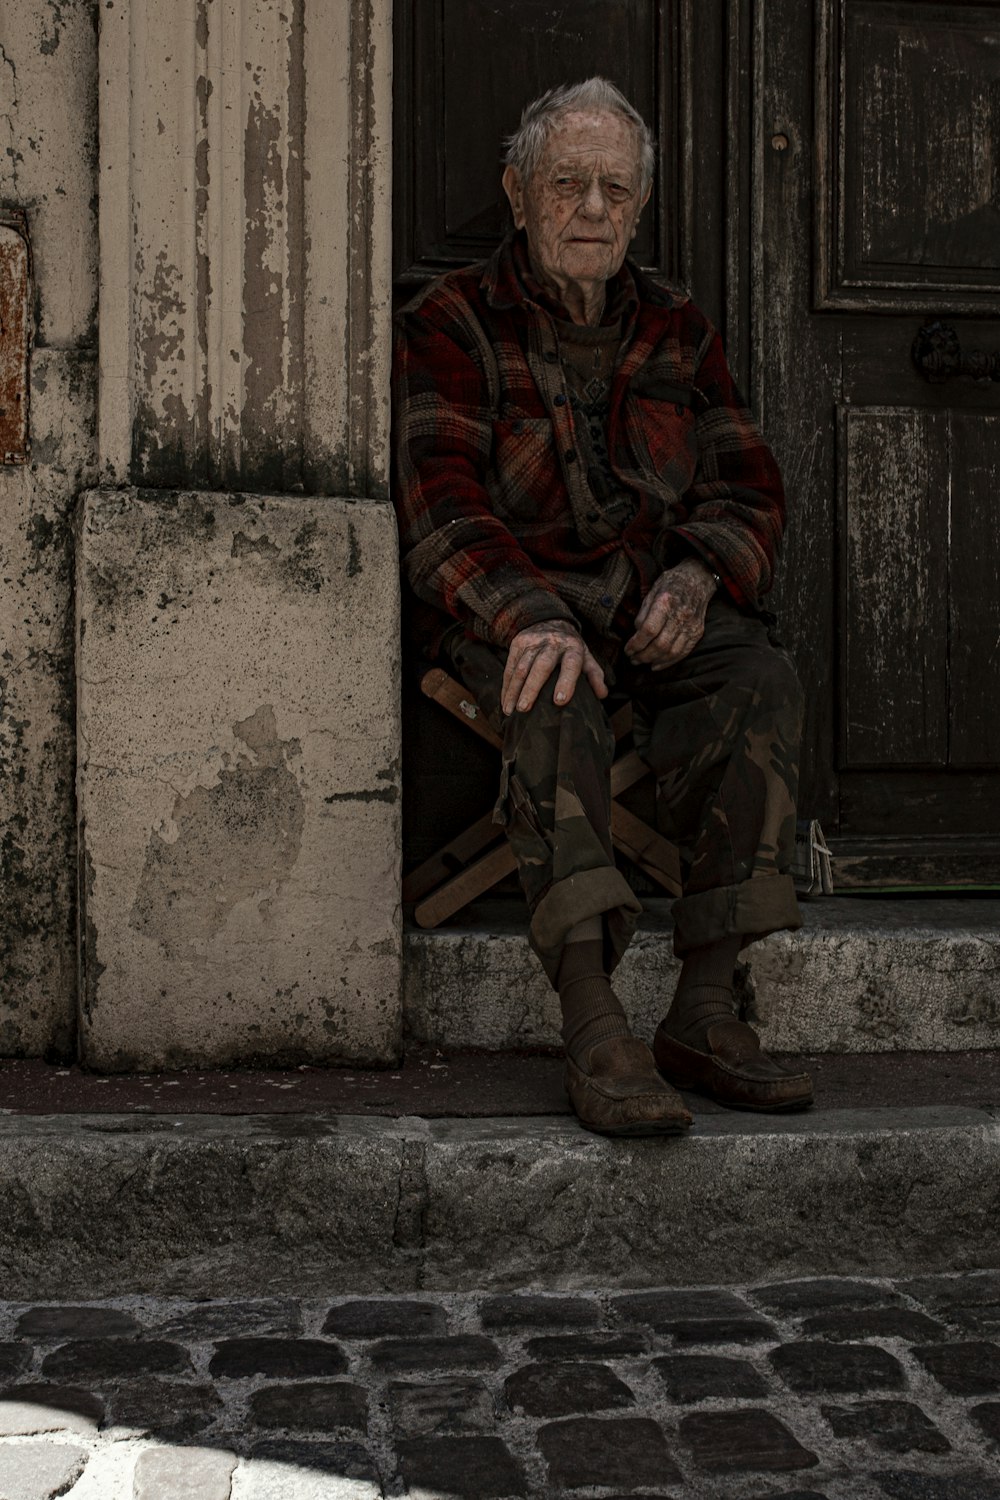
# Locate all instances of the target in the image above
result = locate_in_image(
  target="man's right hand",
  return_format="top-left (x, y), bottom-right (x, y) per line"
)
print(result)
top-left (501, 619), bottom-right (609, 717)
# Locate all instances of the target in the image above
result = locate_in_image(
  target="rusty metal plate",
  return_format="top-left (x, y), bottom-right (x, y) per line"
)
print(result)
top-left (0, 211), bottom-right (31, 464)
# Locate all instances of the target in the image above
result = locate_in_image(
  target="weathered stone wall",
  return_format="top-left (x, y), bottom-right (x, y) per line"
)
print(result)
top-left (77, 490), bottom-right (402, 1070)
top-left (1, 0), bottom-right (399, 1067)
top-left (0, 0), bottom-right (98, 1054)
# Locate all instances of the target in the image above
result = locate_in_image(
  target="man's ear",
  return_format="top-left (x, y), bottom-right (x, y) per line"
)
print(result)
top-left (502, 165), bottom-right (525, 228)
top-left (631, 181), bottom-right (653, 240)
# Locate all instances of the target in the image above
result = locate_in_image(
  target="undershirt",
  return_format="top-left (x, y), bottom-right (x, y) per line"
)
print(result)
top-left (553, 316), bottom-right (638, 533)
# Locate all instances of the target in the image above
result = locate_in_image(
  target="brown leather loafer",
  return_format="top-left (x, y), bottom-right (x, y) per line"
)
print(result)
top-left (566, 1035), bottom-right (693, 1137)
top-left (653, 1018), bottom-right (813, 1113)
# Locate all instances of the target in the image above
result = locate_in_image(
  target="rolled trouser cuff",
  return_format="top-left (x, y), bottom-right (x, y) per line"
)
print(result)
top-left (671, 874), bottom-right (801, 957)
top-left (530, 866), bottom-right (643, 986)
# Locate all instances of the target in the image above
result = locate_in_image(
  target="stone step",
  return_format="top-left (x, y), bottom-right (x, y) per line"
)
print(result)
top-left (404, 895), bottom-right (1000, 1054)
top-left (1, 1053), bottom-right (997, 1299)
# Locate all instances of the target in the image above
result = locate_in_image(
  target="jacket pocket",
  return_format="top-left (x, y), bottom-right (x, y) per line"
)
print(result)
top-left (628, 393), bottom-right (698, 485)
top-left (488, 416), bottom-right (560, 521)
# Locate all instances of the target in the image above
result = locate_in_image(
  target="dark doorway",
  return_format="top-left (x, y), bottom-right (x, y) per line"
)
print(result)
top-left (393, 0), bottom-right (1000, 888)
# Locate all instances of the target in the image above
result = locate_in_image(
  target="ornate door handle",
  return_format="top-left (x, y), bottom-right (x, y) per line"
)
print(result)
top-left (912, 322), bottom-right (1000, 384)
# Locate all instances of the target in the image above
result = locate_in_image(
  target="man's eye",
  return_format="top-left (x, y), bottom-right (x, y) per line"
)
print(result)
top-left (606, 183), bottom-right (632, 201)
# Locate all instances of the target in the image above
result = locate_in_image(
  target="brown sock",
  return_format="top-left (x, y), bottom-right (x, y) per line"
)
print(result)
top-left (664, 935), bottom-right (744, 1050)
top-left (557, 917), bottom-right (630, 1069)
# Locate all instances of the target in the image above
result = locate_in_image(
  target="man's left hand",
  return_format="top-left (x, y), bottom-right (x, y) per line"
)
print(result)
top-left (625, 558), bottom-right (718, 670)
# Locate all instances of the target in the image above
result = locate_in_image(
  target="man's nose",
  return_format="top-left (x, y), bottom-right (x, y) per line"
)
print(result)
top-left (578, 180), bottom-right (607, 218)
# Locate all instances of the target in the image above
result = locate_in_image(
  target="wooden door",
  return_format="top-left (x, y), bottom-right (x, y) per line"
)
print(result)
top-left (758, 0), bottom-right (1000, 885)
top-left (393, 0), bottom-right (748, 868)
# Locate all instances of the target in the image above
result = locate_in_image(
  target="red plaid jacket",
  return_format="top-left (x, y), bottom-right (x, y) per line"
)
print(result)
top-left (393, 232), bottom-right (786, 662)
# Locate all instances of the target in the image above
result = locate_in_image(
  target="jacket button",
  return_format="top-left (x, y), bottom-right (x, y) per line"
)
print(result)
top-left (554, 393), bottom-right (566, 406)
top-left (587, 511), bottom-right (599, 522)
top-left (511, 420), bottom-right (524, 434)
top-left (600, 593), bottom-right (614, 608)
top-left (544, 350), bottom-right (558, 363)
top-left (565, 449), bottom-right (577, 463)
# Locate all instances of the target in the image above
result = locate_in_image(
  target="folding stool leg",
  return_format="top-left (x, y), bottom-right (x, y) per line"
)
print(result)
top-left (413, 841), bottom-right (518, 929)
top-left (419, 667), bottom-right (503, 749)
top-left (402, 809), bottom-right (505, 904)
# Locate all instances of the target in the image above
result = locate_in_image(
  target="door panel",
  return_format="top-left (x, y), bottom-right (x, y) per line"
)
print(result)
top-left (439, 1), bottom-right (658, 259)
top-left (841, 407), bottom-right (949, 768)
top-left (761, 0), bottom-right (1000, 883)
top-left (950, 413), bottom-right (1000, 765)
top-left (841, 770), bottom-right (1000, 834)
top-left (818, 0), bottom-right (1000, 310)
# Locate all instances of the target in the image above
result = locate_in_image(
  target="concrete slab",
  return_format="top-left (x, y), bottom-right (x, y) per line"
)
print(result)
top-left (404, 897), bottom-right (1000, 1054)
top-left (76, 489), bottom-right (402, 1070)
top-left (0, 1102), bottom-right (996, 1298)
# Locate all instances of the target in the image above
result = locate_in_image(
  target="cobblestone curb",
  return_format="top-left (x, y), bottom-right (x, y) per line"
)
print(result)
top-left (0, 1272), bottom-right (999, 1497)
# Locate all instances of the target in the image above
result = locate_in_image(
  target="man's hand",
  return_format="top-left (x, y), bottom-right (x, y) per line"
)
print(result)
top-left (625, 557), bottom-right (717, 671)
top-left (501, 619), bottom-right (609, 716)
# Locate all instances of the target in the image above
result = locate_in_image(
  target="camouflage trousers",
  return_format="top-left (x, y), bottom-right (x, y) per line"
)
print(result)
top-left (441, 596), bottom-right (804, 985)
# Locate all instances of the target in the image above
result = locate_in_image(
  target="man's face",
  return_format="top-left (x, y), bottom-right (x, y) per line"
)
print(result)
top-left (502, 110), bottom-right (650, 295)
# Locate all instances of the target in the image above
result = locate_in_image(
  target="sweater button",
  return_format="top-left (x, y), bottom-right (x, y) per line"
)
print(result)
top-left (544, 350), bottom-right (558, 363)
top-left (587, 511), bottom-right (599, 522)
top-left (675, 403), bottom-right (685, 415)
top-left (554, 393), bottom-right (566, 406)
top-left (564, 449), bottom-right (577, 464)
top-left (511, 420), bottom-right (524, 434)
top-left (600, 594), bottom-right (614, 608)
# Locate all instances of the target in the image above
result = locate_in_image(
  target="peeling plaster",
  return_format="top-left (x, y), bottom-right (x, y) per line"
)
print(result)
top-left (107, 0), bottom-right (388, 494)
top-left (346, 520), bottom-right (361, 577)
top-left (0, 41), bottom-right (23, 196)
top-left (1, 6), bottom-right (98, 1057)
top-left (324, 786), bottom-right (399, 805)
top-left (231, 529), bottom-right (280, 559)
top-left (129, 705), bottom-right (305, 955)
top-left (39, 1), bottom-right (68, 58)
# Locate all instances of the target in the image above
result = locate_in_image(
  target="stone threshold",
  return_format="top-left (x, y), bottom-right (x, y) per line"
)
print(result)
top-left (2, 1095), bottom-right (997, 1299)
top-left (1, 1048), bottom-right (999, 1117)
top-left (404, 896), bottom-right (1000, 1053)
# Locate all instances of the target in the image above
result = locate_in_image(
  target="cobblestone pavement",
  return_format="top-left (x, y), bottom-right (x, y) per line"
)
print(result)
top-left (0, 1273), bottom-right (999, 1499)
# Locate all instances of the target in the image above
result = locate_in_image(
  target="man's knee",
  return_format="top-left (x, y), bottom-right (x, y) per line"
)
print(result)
top-left (517, 665), bottom-right (608, 731)
top-left (505, 665), bottom-right (614, 772)
top-left (730, 642), bottom-right (804, 722)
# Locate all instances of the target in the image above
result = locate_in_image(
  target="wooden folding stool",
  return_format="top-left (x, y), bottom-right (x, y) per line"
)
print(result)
top-left (402, 667), bottom-right (682, 928)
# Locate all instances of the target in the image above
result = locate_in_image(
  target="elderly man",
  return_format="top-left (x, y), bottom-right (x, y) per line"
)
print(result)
top-left (393, 78), bottom-right (812, 1136)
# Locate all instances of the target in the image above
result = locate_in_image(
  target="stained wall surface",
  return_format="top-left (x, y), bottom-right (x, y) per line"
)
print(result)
top-left (77, 489), bottom-right (402, 1070)
top-left (2, 0), bottom-right (399, 1067)
top-left (0, 0), bottom-right (98, 1054)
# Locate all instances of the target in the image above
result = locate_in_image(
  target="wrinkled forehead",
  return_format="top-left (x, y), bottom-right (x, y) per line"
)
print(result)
top-left (535, 110), bottom-right (642, 177)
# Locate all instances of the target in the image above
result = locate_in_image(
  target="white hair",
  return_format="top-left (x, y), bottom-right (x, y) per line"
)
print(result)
top-left (503, 78), bottom-right (656, 193)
